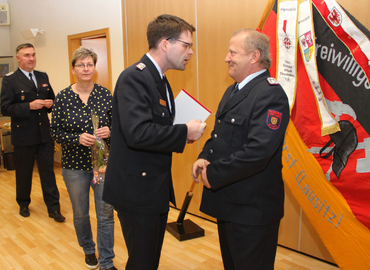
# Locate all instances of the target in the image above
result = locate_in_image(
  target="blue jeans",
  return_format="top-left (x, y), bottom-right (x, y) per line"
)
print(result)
top-left (62, 169), bottom-right (115, 269)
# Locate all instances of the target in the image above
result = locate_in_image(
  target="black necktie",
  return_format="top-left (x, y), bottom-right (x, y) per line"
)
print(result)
top-left (229, 83), bottom-right (239, 99)
top-left (156, 77), bottom-right (167, 99)
top-left (29, 73), bottom-right (37, 88)
top-left (162, 76), bottom-right (172, 112)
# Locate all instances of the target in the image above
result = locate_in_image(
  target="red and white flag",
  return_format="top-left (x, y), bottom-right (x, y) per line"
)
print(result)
top-left (259, 0), bottom-right (370, 268)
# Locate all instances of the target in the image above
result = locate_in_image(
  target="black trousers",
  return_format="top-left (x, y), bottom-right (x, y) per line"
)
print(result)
top-left (217, 219), bottom-right (280, 270)
top-left (116, 208), bottom-right (168, 270)
top-left (14, 141), bottom-right (60, 212)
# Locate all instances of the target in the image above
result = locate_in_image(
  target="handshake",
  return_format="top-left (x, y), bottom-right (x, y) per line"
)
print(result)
top-left (186, 119), bottom-right (207, 143)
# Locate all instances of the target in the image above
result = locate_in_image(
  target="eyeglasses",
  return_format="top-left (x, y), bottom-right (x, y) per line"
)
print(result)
top-left (166, 38), bottom-right (193, 50)
top-left (74, 63), bottom-right (94, 69)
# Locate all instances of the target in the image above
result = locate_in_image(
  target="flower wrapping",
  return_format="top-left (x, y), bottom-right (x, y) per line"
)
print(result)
top-left (91, 110), bottom-right (109, 185)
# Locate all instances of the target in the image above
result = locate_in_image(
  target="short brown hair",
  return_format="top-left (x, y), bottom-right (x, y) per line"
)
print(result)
top-left (147, 14), bottom-right (195, 50)
top-left (233, 29), bottom-right (272, 69)
top-left (16, 43), bottom-right (34, 55)
top-left (71, 46), bottom-right (98, 67)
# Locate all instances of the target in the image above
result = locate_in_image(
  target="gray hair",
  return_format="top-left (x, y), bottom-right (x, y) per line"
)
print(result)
top-left (232, 28), bottom-right (272, 69)
top-left (71, 46), bottom-right (97, 67)
top-left (16, 43), bottom-right (34, 55)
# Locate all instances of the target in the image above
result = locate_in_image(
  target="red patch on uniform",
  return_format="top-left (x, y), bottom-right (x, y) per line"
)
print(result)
top-left (266, 109), bottom-right (282, 130)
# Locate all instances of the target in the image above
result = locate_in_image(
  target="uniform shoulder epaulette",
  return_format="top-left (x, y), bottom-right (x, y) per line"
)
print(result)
top-left (136, 63), bottom-right (146, 71)
top-left (267, 77), bottom-right (279, 85)
top-left (5, 71), bottom-right (14, 76)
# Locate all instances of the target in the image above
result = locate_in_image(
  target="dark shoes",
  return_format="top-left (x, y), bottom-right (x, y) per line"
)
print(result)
top-left (85, 253), bottom-right (99, 269)
top-left (19, 207), bottom-right (65, 222)
top-left (19, 206), bottom-right (30, 217)
top-left (48, 211), bottom-right (66, 222)
top-left (85, 253), bottom-right (117, 270)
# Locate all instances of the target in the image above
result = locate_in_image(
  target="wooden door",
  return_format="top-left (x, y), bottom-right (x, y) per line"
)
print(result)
top-left (67, 28), bottom-right (112, 91)
top-left (81, 37), bottom-right (109, 90)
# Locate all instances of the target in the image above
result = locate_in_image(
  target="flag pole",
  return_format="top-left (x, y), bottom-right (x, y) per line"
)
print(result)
top-left (257, 0), bottom-right (275, 31)
top-left (166, 180), bottom-right (204, 241)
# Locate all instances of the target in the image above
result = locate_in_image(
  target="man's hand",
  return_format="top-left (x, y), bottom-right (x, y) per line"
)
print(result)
top-left (43, 99), bottom-right (54, 108)
top-left (79, 133), bottom-right (96, 147)
top-left (191, 158), bottom-right (212, 189)
top-left (191, 158), bottom-right (206, 182)
top-left (29, 99), bottom-right (45, 110)
top-left (186, 119), bottom-right (207, 143)
top-left (200, 159), bottom-right (211, 188)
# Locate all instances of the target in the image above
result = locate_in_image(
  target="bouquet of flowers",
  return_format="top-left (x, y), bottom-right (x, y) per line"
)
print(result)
top-left (91, 109), bottom-right (109, 185)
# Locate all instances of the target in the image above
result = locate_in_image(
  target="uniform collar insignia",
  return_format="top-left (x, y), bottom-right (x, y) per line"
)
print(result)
top-left (267, 77), bottom-right (279, 85)
top-left (136, 63), bottom-right (146, 70)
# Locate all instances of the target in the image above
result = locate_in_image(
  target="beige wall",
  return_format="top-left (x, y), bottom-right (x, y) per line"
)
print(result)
top-left (4, 0), bottom-right (124, 94)
top-left (2, 0), bottom-right (124, 162)
top-left (0, 0), bottom-right (11, 56)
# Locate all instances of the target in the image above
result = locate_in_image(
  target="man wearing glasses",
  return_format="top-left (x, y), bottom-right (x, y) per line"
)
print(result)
top-left (103, 14), bottom-right (206, 269)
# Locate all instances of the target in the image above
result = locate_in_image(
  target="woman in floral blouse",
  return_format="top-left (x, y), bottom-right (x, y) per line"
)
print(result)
top-left (51, 47), bottom-right (116, 270)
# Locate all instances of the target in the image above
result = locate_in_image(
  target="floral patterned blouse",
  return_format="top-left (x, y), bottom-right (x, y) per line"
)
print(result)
top-left (51, 84), bottom-right (112, 171)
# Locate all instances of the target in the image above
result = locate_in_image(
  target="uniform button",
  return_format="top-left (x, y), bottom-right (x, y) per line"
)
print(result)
top-left (142, 172), bottom-right (147, 177)
top-left (209, 149), bottom-right (213, 154)
top-left (231, 118), bottom-right (235, 123)
top-left (37, 94), bottom-right (39, 96)
top-left (217, 119), bottom-right (221, 124)
top-left (162, 112), bottom-right (165, 117)
top-left (214, 134), bottom-right (217, 138)
top-left (39, 123), bottom-right (42, 125)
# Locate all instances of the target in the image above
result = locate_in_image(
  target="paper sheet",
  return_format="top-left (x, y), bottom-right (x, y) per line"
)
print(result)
top-left (173, 89), bottom-right (211, 125)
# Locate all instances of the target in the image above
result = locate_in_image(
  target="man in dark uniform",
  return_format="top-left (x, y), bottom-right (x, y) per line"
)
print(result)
top-left (192, 29), bottom-right (290, 270)
top-left (1, 43), bottom-right (65, 222)
top-left (103, 14), bottom-right (206, 270)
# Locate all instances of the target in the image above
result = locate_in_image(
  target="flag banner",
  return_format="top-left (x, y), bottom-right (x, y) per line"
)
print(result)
top-left (282, 121), bottom-right (370, 269)
top-left (296, 0), bottom-right (340, 136)
top-left (260, 0), bottom-right (370, 268)
top-left (277, 0), bottom-right (340, 135)
top-left (276, 0), bottom-right (298, 109)
top-left (315, 0), bottom-right (370, 78)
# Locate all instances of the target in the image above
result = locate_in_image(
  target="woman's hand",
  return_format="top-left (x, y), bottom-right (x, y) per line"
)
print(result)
top-left (79, 133), bottom-right (96, 147)
top-left (95, 126), bottom-right (110, 139)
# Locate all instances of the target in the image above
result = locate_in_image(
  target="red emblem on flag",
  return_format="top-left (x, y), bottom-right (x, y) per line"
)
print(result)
top-left (328, 7), bottom-right (342, 27)
top-left (283, 36), bottom-right (292, 50)
top-left (300, 31), bottom-right (314, 62)
top-left (282, 20), bottom-right (292, 50)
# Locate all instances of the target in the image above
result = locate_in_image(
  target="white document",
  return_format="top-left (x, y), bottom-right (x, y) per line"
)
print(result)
top-left (173, 89), bottom-right (211, 125)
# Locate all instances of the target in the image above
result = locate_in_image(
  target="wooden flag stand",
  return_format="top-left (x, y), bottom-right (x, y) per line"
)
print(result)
top-left (166, 181), bottom-right (205, 241)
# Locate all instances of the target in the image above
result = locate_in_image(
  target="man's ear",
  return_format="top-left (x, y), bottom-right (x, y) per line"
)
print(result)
top-left (251, 50), bottom-right (261, 64)
top-left (159, 38), bottom-right (170, 52)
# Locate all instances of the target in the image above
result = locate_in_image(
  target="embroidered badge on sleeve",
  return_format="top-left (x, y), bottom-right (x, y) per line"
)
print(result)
top-left (266, 109), bottom-right (282, 130)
